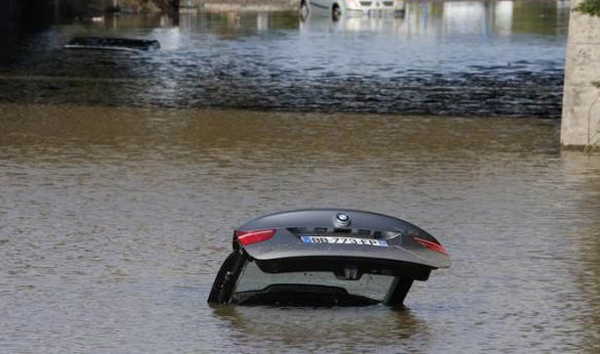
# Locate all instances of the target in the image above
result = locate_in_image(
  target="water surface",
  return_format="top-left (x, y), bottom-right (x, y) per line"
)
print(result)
top-left (0, 0), bottom-right (569, 117)
top-left (1, 103), bottom-right (599, 353)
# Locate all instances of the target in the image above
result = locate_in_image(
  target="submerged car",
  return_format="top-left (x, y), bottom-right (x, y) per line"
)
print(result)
top-left (63, 37), bottom-right (160, 52)
top-left (300, 0), bottom-right (405, 21)
top-left (208, 209), bottom-right (450, 307)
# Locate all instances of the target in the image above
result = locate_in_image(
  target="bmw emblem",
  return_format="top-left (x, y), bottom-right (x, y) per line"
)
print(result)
top-left (335, 213), bottom-right (351, 227)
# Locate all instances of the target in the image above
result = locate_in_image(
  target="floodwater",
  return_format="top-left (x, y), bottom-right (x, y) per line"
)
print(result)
top-left (1, 104), bottom-right (600, 353)
top-left (1, 0), bottom-right (600, 353)
top-left (0, 0), bottom-right (568, 117)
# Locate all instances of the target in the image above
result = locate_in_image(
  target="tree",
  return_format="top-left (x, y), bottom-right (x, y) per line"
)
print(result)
top-left (574, 0), bottom-right (600, 17)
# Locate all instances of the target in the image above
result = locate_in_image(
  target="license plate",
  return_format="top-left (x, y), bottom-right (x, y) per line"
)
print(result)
top-left (301, 235), bottom-right (388, 247)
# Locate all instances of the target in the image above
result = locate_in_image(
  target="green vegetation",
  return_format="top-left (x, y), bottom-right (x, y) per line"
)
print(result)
top-left (574, 0), bottom-right (600, 17)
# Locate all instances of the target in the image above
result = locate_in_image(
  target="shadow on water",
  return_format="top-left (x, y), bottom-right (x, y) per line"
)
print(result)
top-left (0, 0), bottom-right (568, 117)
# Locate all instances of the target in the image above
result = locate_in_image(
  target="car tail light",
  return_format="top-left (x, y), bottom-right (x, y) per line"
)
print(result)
top-left (413, 237), bottom-right (448, 256)
top-left (235, 229), bottom-right (276, 247)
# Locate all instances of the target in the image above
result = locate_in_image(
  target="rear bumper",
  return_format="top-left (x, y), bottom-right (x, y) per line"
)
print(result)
top-left (255, 256), bottom-right (432, 280)
top-left (243, 228), bottom-right (451, 269)
top-left (250, 242), bottom-right (443, 269)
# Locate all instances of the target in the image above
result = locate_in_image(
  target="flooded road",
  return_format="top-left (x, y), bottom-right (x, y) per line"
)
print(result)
top-left (0, 0), bottom-right (568, 117)
top-left (1, 103), bottom-right (600, 353)
top-left (2, 0), bottom-right (599, 352)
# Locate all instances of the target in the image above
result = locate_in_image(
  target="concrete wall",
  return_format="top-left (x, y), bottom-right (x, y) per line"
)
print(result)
top-left (561, 0), bottom-right (600, 148)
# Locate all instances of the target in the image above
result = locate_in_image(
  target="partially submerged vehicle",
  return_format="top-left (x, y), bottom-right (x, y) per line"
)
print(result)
top-left (63, 37), bottom-right (160, 52)
top-left (208, 209), bottom-right (450, 307)
top-left (300, 0), bottom-right (405, 21)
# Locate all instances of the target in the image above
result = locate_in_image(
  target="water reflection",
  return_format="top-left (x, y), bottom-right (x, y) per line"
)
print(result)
top-left (50, 0), bottom-right (568, 38)
top-left (299, 0), bottom-right (569, 37)
top-left (0, 0), bottom-right (567, 117)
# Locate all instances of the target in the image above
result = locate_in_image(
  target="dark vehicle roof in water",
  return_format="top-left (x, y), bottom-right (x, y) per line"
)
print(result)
top-left (208, 209), bottom-right (450, 307)
top-left (63, 37), bottom-right (160, 51)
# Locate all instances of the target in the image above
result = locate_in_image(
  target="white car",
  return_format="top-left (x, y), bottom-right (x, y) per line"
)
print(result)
top-left (300, 0), bottom-right (405, 21)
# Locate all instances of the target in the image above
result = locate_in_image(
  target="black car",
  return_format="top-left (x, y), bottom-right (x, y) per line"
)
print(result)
top-left (208, 209), bottom-right (450, 307)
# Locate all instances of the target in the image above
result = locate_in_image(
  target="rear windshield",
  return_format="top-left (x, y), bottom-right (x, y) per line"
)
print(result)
top-left (233, 260), bottom-right (395, 305)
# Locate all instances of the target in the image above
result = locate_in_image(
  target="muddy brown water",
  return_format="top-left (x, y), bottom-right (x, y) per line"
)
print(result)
top-left (1, 103), bottom-right (600, 353)
top-left (0, 0), bottom-right (598, 352)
